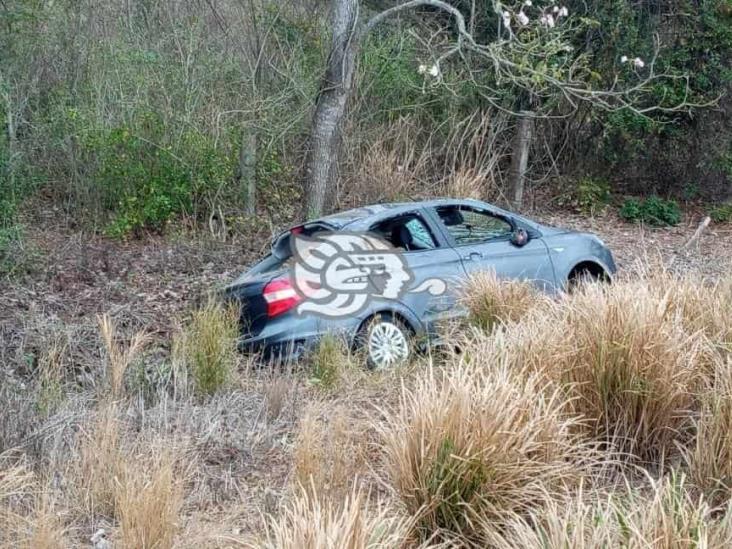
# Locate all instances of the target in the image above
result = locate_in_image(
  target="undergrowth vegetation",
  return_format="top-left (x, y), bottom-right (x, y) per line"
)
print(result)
top-left (2, 269), bottom-right (732, 546)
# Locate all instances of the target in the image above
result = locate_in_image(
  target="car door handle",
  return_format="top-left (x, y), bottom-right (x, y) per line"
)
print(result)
top-left (463, 252), bottom-right (482, 261)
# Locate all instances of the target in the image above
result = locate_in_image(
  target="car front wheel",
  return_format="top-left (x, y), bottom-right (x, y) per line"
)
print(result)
top-left (359, 314), bottom-right (411, 370)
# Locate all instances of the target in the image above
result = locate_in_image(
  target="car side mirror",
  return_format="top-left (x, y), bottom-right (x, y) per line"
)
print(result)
top-left (510, 228), bottom-right (530, 247)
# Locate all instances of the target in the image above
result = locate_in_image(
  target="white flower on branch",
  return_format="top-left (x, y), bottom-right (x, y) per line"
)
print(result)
top-left (552, 6), bottom-right (560, 13)
top-left (501, 10), bottom-right (511, 29)
top-left (428, 64), bottom-right (440, 77)
top-left (524, 0), bottom-right (533, 6)
top-left (540, 13), bottom-right (555, 28)
top-left (517, 11), bottom-right (530, 26)
top-left (418, 64), bottom-right (427, 74)
top-left (620, 55), bottom-right (629, 64)
top-left (633, 57), bottom-right (646, 69)
top-left (558, 6), bottom-right (569, 17)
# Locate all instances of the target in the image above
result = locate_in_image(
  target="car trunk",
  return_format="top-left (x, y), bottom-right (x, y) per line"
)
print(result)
top-left (224, 221), bottom-right (335, 337)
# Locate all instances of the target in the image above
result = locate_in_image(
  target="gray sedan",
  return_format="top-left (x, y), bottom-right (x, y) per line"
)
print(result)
top-left (224, 198), bottom-right (616, 368)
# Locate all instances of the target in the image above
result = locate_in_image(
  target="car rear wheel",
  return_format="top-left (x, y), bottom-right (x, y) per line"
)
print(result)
top-left (358, 314), bottom-right (412, 370)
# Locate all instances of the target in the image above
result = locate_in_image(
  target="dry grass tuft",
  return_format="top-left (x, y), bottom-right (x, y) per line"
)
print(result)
top-left (444, 168), bottom-right (485, 200)
top-left (379, 362), bottom-right (589, 545)
top-left (460, 271), bottom-right (545, 332)
top-left (654, 272), bottom-right (732, 365)
top-left (77, 405), bottom-right (123, 517)
top-left (293, 403), bottom-right (368, 503)
top-left (554, 281), bottom-right (703, 463)
top-left (116, 450), bottom-right (184, 549)
top-left (262, 376), bottom-right (294, 421)
top-left (492, 474), bottom-right (732, 548)
top-left (178, 300), bottom-right (239, 396)
top-left (98, 314), bottom-right (150, 400)
top-left (686, 359), bottom-right (732, 509)
top-left (255, 485), bottom-right (409, 549)
top-left (0, 456), bottom-right (67, 548)
top-left (460, 277), bottom-right (704, 465)
top-left (77, 406), bottom-right (186, 546)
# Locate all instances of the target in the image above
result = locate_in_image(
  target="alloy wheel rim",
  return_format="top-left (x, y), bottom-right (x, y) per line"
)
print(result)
top-left (368, 321), bottom-right (409, 369)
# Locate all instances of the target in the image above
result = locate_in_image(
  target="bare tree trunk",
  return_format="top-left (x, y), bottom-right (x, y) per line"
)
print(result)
top-left (508, 111), bottom-right (533, 211)
top-left (238, 131), bottom-right (257, 215)
top-left (304, 0), bottom-right (359, 219)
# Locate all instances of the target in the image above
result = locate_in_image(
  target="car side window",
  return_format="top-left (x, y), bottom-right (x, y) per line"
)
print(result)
top-left (436, 206), bottom-right (513, 245)
top-left (371, 215), bottom-right (438, 251)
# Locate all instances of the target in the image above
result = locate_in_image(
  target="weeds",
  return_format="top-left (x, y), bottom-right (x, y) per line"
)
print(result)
top-left (179, 300), bottom-right (239, 396)
top-left (293, 403), bottom-right (367, 502)
top-left (307, 334), bottom-right (354, 391)
top-left (686, 359), bottom-right (732, 509)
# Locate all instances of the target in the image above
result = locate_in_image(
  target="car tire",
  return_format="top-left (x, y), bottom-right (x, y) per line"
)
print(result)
top-left (567, 267), bottom-right (609, 292)
top-left (357, 313), bottom-right (412, 370)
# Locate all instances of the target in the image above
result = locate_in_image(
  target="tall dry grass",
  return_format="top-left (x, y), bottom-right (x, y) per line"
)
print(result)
top-left (254, 486), bottom-right (410, 549)
top-left (293, 403), bottom-right (368, 503)
top-left (115, 450), bottom-right (184, 549)
top-left (378, 362), bottom-right (591, 545)
top-left (456, 277), bottom-right (704, 464)
top-left (686, 359), bottom-right (732, 509)
top-left (0, 455), bottom-right (67, 548)
top-left (98, 314), bottom-right (150, 401)
top-left (460, 271), bottom-right (546, 332)
top-left (554, 281), bottom-right (703, 463)
top-left (491, 474), bottom-right (732, 548)
top-left (77, 406), bottom-right (123, 517)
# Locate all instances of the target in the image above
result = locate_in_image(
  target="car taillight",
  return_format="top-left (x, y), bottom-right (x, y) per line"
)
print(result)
top-left (263, 278), bottom-right (302, 318)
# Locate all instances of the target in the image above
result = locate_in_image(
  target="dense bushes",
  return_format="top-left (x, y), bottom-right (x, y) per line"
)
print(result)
top-left (620, 196), bottom-right (682, 226)
top-left (1, 0), bottom-right (730, 235)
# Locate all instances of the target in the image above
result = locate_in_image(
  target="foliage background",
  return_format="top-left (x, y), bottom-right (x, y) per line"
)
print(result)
top-left (1, 0), bottom-right (730, 237)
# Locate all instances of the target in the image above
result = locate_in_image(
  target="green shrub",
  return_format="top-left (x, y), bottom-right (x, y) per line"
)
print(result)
top-left (181, 300), bottom-right (239, 396)
top-left (576, 177), bottom-right (612, 215)
top-left (307, 335), bottom-right (352, 391)
top-left (620, 196), bottom-right (681, 226)
top-left (74, 114), bottom-right (236, 238)
top-left (710, 203), bottom-right (732, 224)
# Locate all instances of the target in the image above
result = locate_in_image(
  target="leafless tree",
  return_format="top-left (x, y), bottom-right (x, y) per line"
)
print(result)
top-left (304, 0), bottom-right (708, 217)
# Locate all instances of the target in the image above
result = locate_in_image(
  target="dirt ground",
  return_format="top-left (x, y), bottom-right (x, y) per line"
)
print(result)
top-left (3, 207), bottom-right (730, 337)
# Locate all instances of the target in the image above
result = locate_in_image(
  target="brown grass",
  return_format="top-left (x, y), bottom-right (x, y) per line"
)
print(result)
top-left (77, 405), bottom-right (124, 517)
top-left (98, 314), bottom-right (150, 400)
top-left (686, 359), bottom-right (732, 509)
top-left (554, 281), bottom-right (703, 463)
top-left (0, 456), bottom-right (67, 549)
top-left (460, 278), bottom-right (704, 465)
top-left (254, 486), bottom-right (410, 549)
top-left (293, 403), bottom-right (368, 503)
top-left (491, 475), bottom-right (732, 548)
top-left (459, 271), bottom-right (546, 332)
top-left (116, 450), bottom-right (184, 549)
top-left (378, 362), bottom-right (590, 545)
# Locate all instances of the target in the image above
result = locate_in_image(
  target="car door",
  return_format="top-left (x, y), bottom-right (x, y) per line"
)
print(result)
top-left (429, 204), bottom-right (557, 290)
top-left (369, 210), bottom-right (466, 332)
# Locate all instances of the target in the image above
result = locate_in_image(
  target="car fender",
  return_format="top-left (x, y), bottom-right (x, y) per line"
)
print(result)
top-left (355, 300), bottom-right (426, 339)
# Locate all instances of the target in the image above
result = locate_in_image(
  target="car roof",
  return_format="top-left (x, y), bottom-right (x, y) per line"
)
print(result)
top-left (317, 198), bottom-right (495, 229)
